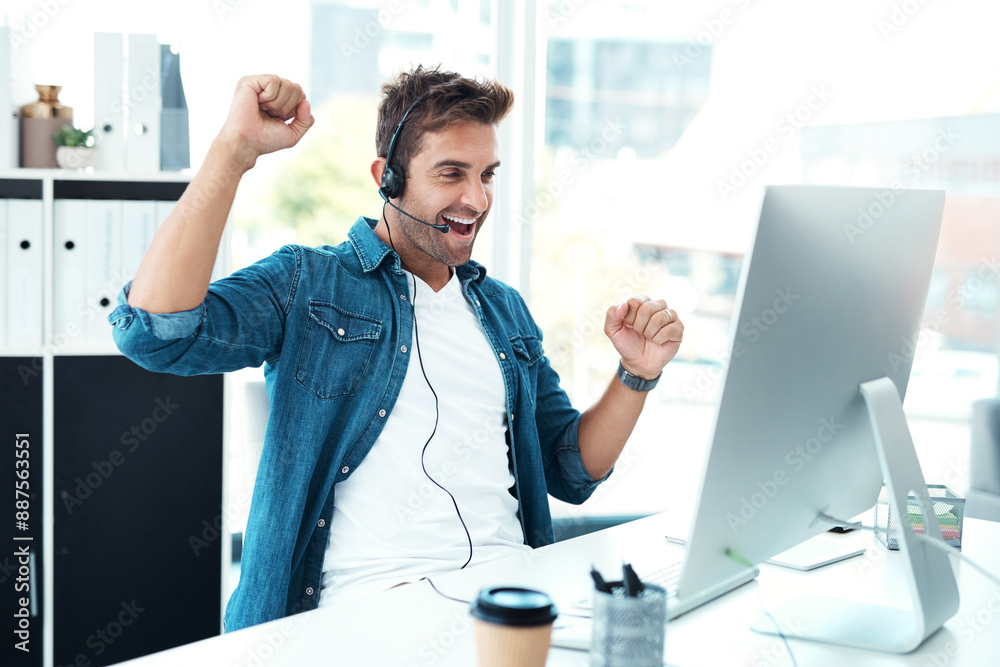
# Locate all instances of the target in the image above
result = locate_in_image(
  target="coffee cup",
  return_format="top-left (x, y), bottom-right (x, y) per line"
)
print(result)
top-left (469, 586), bottom-right (558, 667)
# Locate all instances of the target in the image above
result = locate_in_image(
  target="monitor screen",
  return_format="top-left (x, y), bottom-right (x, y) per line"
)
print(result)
top-left (679, 184), bottom-right (945, 598)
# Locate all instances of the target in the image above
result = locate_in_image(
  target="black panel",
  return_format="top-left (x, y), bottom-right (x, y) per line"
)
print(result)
top-left (0, 179), bottom-right (43, 199)
top-left (0, 358), bottom-right (44, 667)
top-left (53, 180), bottom-right (188, 201)
top-left (54, 356), bottom-right (222, 666)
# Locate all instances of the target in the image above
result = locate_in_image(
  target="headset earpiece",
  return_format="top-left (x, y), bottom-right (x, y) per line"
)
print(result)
top-left (379, 164), bottom-right (404, 201)
top-left (380, 93), bottom-right (427, 202)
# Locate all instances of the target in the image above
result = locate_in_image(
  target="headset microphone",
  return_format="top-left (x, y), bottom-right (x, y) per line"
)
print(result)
top-left (380, 192), bottom-right (451, 233)
top-left (379, 93), bottom-right (450, 234)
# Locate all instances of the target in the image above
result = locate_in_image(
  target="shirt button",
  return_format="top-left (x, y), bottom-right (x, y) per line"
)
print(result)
top-left (400, 294), bottom-right (407, 301)
top-left (400, 345), bottom-right (407, 353)
top-left (317, 519), bottom-right (326, 528)
top-left (475, 300), bottom-right (481, 307)
top-left (341, 466), bottom-right (350, 474)
top-left (499, 352), bottom-right (506, 360)
top-left (337, 328), bottom-right (345, 336)
top-left (306, 587), bottom-right (314, 596)
top-left (378, 409), bottom-right (386, 418)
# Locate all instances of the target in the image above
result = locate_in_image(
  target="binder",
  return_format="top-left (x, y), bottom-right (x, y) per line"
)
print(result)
top-left (125, 34), bottom-right (162, 173)
top-left (6, 199), bottom-right (43, 349)
top-left (53, 199), bottom-right (89, 346)
top-left (0, 200), bottom-right (7, 347)
top-left (93, 33), bottom-right (126, 172)
top-left (0, 28), bottom-right (16, 170)
top-left (121, 200), bottom-right (157, 282)
top-left (85, 200), bottom-right (123, 346)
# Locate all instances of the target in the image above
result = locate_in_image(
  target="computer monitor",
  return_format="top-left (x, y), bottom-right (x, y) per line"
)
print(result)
top-left (678, 184), bottom-right (958, 652)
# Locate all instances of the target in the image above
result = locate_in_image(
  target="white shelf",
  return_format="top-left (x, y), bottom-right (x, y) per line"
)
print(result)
top-left (1, 169), bottom-right (232, 666)
top-left (0, 168), bottom-right (193, 182)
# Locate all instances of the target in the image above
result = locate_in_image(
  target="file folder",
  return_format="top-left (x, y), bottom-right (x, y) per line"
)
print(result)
top-left (94, 32), bottom-right (126, 172)
top-left (125, 34), bottom-right (162, 173)
top-left (53, 199), bottom-right (89, 346)
top-left (6, 199), bottom-right (43, 349)
top-left (86, 199), bottom-right (123, 346)
top-left (0, 28), bottom-right (16, 170)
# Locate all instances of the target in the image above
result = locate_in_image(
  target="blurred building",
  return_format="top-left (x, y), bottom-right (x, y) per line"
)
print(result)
top-left (309, 0), bottom-right (493, 106)
top-left (801, 113), bottom-right (1000, 352)
top-left (545, 38), bottom-right (710, 158)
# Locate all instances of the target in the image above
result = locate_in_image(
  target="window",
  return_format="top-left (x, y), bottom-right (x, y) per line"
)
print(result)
top-left (528, 0), bottom-right (1000, 522)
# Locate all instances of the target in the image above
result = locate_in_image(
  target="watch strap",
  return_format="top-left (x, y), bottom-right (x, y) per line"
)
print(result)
top-left (616, 361), bottom-right (661, 392)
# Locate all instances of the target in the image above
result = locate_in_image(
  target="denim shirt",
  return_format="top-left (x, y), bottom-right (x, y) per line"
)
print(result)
top-left (109, 216), bottom-right (608, 632)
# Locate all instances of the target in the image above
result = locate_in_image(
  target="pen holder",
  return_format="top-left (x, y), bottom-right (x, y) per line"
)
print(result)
top-left (874, 483), bottom-right (965, 550)
top-left (590, 584), bottom-right (667, 667)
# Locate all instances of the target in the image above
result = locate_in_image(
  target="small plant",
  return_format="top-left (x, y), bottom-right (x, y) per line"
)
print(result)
top-left (51, 125), bottom-right (94, 148)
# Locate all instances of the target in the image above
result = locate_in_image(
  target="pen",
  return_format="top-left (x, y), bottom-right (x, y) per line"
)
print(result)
top-left (622, 563), bottom-right (643, 597)
top-left (590, 566), bottom-right (611, 594)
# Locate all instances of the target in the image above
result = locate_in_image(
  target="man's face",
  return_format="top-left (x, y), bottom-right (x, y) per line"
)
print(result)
top-left (390, 120), bottom-right (500, 270)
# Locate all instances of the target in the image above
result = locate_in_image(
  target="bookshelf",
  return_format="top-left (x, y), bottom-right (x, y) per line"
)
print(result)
top-left (1, 169), bottom-right (229, 667)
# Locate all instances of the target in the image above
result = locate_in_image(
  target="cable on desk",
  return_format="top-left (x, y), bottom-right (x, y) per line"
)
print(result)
top-left (423, 577), bottom-right (470, 605)
top-left (727, 549), bottom-right (799, 667)
top-left (422, 577), bottom-right (592, 619)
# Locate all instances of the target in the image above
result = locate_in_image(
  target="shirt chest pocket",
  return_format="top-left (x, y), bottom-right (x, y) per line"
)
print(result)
top-left (296, 302), bottom-right (383, 400)
top-left (509, 333), bottom-right (544, 409)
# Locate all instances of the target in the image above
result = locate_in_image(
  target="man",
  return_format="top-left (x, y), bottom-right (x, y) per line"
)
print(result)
top-left (110, 66), bottom-right (684, 632)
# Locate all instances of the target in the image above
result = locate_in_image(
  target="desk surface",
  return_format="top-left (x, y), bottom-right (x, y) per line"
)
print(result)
top-left (119, 513), bottom-right (1000, 666)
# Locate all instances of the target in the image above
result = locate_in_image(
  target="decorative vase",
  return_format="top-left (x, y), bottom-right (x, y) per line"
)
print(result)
top-left (20, 84), bottom-right (73, 168)
top-left (55, 146), bottom-right (96, 170)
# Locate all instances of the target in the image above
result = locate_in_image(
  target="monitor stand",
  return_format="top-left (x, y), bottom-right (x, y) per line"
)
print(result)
top-left (750, 376), bottom-right (961, 653)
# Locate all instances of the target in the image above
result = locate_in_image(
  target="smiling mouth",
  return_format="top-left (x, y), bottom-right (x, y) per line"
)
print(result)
top-left (442, 213), bottom-right (478, 236)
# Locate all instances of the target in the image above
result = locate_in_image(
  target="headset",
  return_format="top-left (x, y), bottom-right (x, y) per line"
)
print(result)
top-left (378, 92), bottom-right (450, 233)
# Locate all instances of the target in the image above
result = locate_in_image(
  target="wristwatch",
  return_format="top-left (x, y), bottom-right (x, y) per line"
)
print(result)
top-left (616, 361), bottom-right (661, 392)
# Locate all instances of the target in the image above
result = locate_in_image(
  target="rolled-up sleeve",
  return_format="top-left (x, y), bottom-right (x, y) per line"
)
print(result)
top-left (534, 332), bottom-right (612, 505)
top-left (109, 245), bottom-right (299, 376)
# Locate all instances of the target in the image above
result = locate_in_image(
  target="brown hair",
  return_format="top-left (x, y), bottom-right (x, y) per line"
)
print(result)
top-left (376, 65), bottom-right (514, 176)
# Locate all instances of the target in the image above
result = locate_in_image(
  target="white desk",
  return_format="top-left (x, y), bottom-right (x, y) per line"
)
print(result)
top-left (118, 514), bottom-right (1000, 666)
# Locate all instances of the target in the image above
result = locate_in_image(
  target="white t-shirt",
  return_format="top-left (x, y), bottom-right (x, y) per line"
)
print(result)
top-left (319, 270), bottom-right (530, 604)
